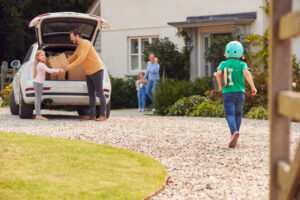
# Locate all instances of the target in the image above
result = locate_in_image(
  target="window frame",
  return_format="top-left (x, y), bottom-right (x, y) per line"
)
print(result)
top-left (128, 36), bottom-right (158, 73)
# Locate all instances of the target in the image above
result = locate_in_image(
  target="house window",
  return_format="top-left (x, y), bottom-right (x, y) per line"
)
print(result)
top-left (129, 37), bottom-right (158, 72)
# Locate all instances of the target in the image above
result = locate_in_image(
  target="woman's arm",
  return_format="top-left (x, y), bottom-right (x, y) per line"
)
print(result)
top-left (243, 69), bottom-right (257, 96)
top-left (216, 70), bottom-right (223, 92)
top-left (153, 63), bottom-right (160, 73)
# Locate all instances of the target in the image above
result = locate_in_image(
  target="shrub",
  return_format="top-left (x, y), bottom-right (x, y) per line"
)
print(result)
top-left (0, 83), bottom-right (12, 107)
top-left (246, 106), bottom-right (268, 120)
top-left (168, 95), bottom-right (207, 116)
top-left (192, 76), bottom-right (213, 96)
top-left (204, 90), bottom-right (223, 102)
top-left (153, 79), bottom-right (194, 115)
top-left (191, 101), bottom-right (225, 117)
top-left (110, 77), bottom-right (137, 109)
top-left (154, 76), bottom-right (214, 115)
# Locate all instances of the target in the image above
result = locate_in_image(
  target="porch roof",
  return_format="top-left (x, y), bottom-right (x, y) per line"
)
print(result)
top-left (168, 12), bottom-right (256, 28)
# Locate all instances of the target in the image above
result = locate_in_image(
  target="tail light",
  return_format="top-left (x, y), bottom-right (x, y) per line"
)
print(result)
top-left (25, 88), bottom-right (34, 91)
top-left (25, 87), bottom-right (51, 91)
top-left (103, 89), bottom-right (110, 93)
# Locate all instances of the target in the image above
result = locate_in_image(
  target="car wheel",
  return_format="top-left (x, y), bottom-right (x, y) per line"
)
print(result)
top-left (19, 89), bottom-right (33, 119)
top-left (96, 100), bottom-right (111, 119)
top-left (77, 107), bottom-right (88, 116)
top-left (9, 89), bottom-right (19, 115)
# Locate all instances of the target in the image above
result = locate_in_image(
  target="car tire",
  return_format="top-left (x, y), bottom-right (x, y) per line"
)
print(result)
top-left (96, 100), bottom-right (111, 119)
top-left (19, 89), bottom-right (33, 119)
top-left (9, 89), bottom-right (19, 115)
top-left (77, 107), bottom-right (88, 116)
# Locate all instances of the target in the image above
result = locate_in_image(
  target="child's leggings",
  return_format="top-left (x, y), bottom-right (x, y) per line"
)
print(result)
top-left (223, 92), bottom-right (245, 135)
top-left (34, 82), bottom-right (43, 116)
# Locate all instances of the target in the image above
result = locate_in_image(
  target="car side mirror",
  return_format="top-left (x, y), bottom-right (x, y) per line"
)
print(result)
top-left (10, 60), bottom-right (21, 68)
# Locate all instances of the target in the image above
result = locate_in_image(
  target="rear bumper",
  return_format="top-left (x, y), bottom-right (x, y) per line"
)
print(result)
top-left (24, 92), bottom-right (110, 106)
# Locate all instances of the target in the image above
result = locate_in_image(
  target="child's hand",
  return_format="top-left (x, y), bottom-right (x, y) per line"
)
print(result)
top-left (251, 87), bottom-right (257, 96)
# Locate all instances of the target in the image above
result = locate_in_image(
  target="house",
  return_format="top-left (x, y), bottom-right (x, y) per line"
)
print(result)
top-left (88, 0), bottom-right (300, 80)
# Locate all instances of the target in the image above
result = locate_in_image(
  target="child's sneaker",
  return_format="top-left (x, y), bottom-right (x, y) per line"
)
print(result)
top-left (141, 109), bottom-right (145, 112)
top-left (229, 132), bottom-right (239, 148)
top-left (137, 109), bottom-right (141, 112)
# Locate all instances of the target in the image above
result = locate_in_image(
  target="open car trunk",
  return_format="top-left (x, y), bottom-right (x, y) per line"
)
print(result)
top-left (43, 46), bottom-right (86, 81)
top-left (29, 12), bottom-right (109, 47)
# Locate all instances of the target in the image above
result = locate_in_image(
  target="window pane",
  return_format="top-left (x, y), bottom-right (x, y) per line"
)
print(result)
top-left (131, 55), bottom-right (139, 70)
top-left (141, 55), bottom-right (147, 70)
top-left (205, 37), bottom-right (209, 49)
top-left (152, 37), bottom-right (159, 44)
top-left (142, 38), bottom-right (149, 52)
top-left (131, 39), bottom-right (138, 54)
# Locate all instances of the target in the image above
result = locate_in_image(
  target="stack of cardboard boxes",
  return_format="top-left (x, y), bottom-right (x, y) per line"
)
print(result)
top-left (47, 52), bottom-right (86, 81)
top-left (47, 53), bottom-right (68, 80)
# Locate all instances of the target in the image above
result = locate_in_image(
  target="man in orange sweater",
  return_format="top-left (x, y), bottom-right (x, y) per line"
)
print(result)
top-left (64, 29), bottom-right (106, 121)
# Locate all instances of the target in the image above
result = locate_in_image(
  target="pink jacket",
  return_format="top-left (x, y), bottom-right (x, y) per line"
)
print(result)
top-left (33, 62), bottom-right (59, 84)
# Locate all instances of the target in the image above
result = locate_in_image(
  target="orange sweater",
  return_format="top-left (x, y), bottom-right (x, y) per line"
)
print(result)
top-left (68, 39), bottom-right (103, 75)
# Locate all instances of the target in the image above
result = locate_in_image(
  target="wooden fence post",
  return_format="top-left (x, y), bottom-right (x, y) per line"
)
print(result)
top-left (269, 0), bottom-right (292, 199)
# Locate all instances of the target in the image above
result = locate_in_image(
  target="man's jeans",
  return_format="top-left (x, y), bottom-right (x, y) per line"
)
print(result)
top-left (137, 86), bottom-right (146, 109)
top-left (223, 92), bottom-right (245, 135)
top-left (86, 70), bottom-right (106, 117)
top-left (145, 79), bottom-right (158, 104)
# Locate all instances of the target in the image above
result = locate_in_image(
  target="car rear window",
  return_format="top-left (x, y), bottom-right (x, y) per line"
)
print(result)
top-left (41, 18), bottom-right (97, 44)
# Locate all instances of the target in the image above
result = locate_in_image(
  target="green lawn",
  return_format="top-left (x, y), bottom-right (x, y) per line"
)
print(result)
top-left (0, 132), bottom-right (167, 200)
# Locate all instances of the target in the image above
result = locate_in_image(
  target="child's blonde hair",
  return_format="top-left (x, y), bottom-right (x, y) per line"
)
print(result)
top-left (33, 50), bottom-right (45, 78)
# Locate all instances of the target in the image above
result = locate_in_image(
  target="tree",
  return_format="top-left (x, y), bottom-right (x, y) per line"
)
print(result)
top-left (143, 37), bottom-right (190, 81)
top-left (204, 33), bottom-right (242, 65)
top-left (0, 0), bottom-right (94, 64)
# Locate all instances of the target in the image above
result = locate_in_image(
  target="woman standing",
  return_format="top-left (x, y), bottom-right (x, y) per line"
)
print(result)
top-left (143, 53), bottom-right (160, 112)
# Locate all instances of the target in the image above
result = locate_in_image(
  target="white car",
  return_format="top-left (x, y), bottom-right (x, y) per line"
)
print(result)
top-left (9, 12), bottom-right (111, 119)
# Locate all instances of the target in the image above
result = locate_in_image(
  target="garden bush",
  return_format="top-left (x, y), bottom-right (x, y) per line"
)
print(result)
top-left (110, 77), bottom-right (138, 109)
top-left (154, 77), bottom-right (214, 115)
top-left (191, 101), bottom-right (225, 117)
top-left (168, 95), bottom-right (207, 116)
top-left (154, 79), bottom-right (194, 115)
top-left (246, 106), bottom-right (268, 120)
top-left (0, 83), bottom-right (12, 107)
top-left (192, 76), bottom-right (213, 96)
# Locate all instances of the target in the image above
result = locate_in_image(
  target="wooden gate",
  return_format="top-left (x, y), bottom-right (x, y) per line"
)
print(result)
top-left (269, 0), bottom-right (300, 199)
top-left (1, 61), bottom-right (17, 90)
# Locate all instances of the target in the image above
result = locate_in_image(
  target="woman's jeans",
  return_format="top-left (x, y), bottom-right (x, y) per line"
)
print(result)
top-left (137, 86), bottom-right (146, 109)
top-left (34, 82), bottom-right (43, 116)
top-left (223, 92), bottom-right (245, 135)
top-left (146, 79), bottom-right (158, 104)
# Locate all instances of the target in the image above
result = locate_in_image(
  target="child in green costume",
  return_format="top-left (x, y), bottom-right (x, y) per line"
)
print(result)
top-left (216, 41), bottom-right (257, 148)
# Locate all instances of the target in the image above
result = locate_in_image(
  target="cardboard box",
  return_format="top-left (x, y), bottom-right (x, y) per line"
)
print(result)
top-left (47, 53), bottom-right (68, 80)
top-left (68, 64), bottom-right (86, 81)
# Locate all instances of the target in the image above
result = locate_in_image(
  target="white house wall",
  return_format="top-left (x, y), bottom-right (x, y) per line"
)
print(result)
top-left (292, 0), bottom-right (300, 58)
top-left (101, 0), bottom-right (269, 78)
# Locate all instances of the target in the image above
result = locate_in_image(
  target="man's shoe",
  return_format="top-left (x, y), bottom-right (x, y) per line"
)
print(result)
top-left (229, 132), bottom-right (240, 148)
top-left (80, 116), bottom-right (96, 121)
top-left (95, 116), bottom-right (107, 121)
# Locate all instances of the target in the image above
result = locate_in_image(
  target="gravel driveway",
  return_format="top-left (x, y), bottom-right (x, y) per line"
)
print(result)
top-left (0, 107), bottom-right (299, 200)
